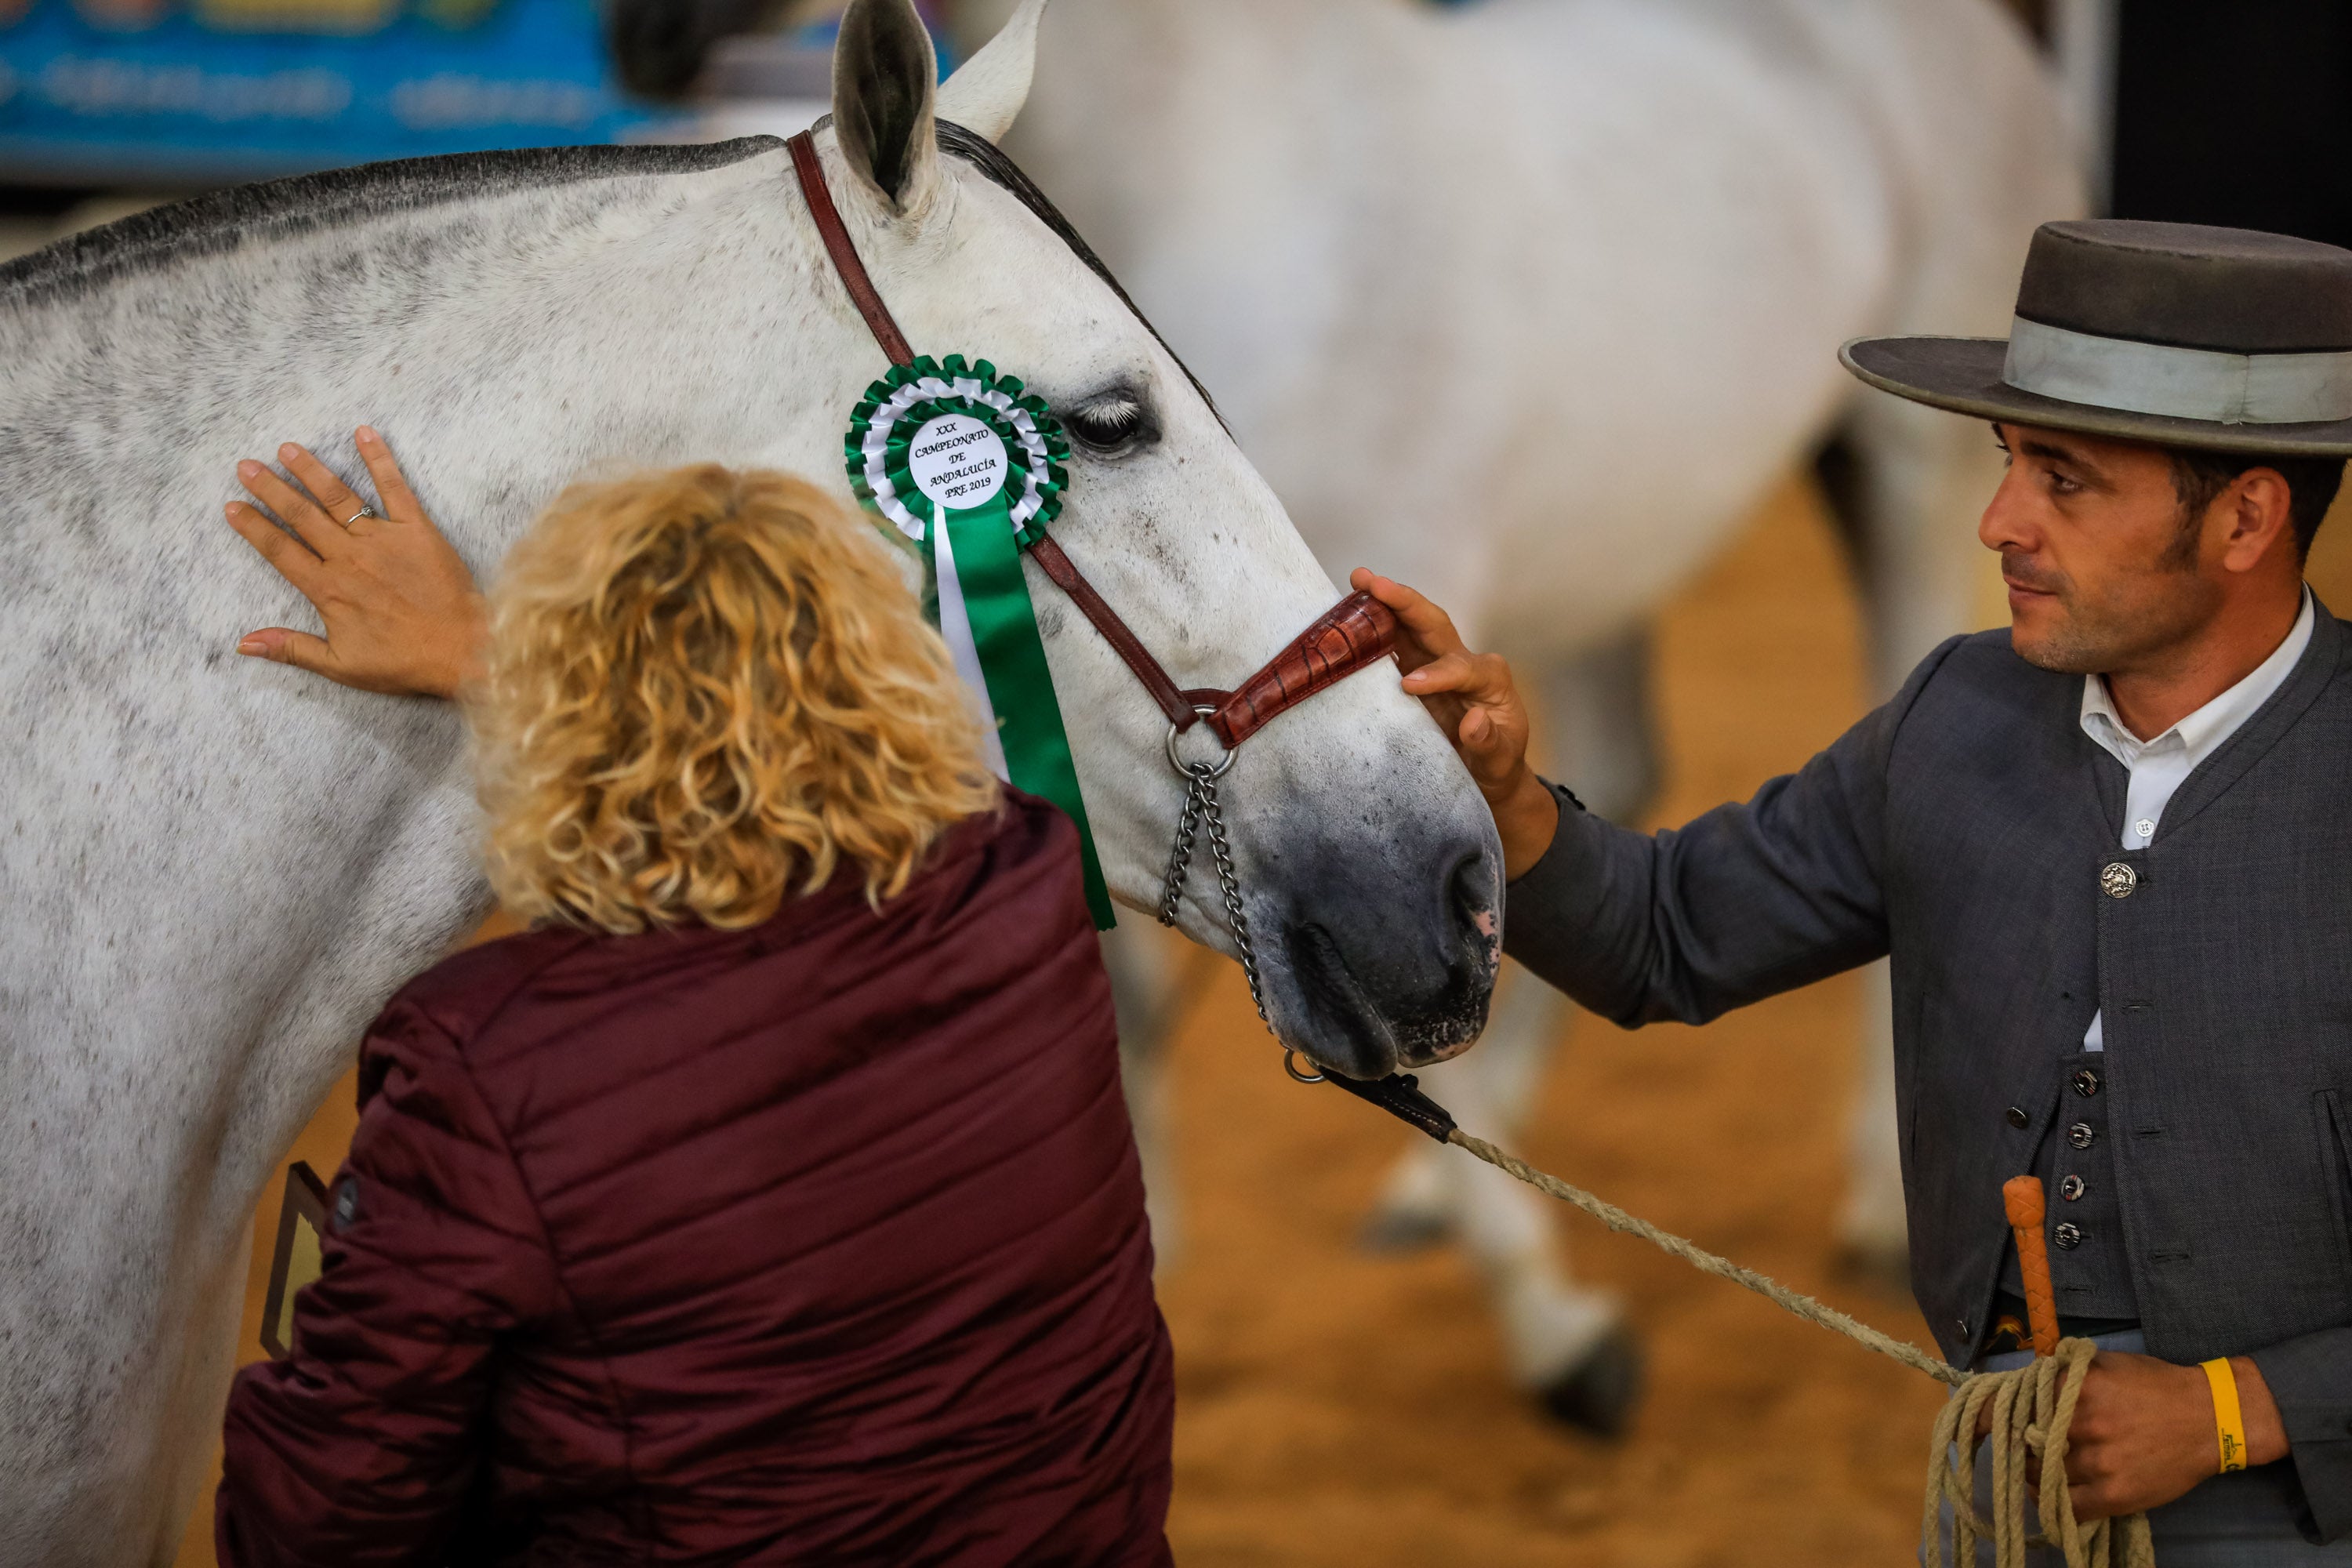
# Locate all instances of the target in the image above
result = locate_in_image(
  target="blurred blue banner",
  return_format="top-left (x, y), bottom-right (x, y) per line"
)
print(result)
top-left (0, 0), bottom-right (689, 185)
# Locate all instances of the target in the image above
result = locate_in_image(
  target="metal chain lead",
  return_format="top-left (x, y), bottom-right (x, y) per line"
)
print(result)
top-left (1158, 762), bottom-right (1271, 1031)
top-left (1195, 770), bottom-right (1270, 1029)
top-left (1157, 769), bottom-right (1207, 927)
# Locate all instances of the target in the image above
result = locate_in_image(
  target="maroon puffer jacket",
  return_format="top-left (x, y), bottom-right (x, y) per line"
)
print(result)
top-left (217, 793), bottom-right (1172, 1567)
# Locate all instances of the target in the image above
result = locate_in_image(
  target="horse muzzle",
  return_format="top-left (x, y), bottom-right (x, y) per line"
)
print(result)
top-left (1264, 833), bottom-right (1502, 1080)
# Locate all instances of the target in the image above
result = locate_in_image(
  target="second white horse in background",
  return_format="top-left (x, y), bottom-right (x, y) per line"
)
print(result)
top-left (950, 0), bottom-right (2082, 1430)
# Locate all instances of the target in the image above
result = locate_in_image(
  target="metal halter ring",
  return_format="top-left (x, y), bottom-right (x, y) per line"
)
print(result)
top-left (342, 506), bottom-right (377, 528)
top-left (1164, 705), bottom-right (1236, 779)
top-left (1283, 1049), bottom-right (1327, 1085)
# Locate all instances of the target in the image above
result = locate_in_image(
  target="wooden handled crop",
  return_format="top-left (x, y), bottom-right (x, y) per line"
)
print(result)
top-left (2002, 1175), bottom-right (2060, 1359)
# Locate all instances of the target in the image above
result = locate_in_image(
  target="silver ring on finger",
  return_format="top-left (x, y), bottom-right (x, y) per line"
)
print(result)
top-left (343, 506), bottom-right (377, 528)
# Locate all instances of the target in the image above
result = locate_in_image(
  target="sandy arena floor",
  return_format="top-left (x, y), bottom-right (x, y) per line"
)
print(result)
top-left (175, 480), bottom-right (2352, 1566)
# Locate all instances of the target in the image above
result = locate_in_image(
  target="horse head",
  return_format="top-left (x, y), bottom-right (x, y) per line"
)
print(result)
top-left (823, 0), bottom-right (1501, 1077)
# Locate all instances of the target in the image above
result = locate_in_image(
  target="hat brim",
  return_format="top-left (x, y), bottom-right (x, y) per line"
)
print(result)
top-left (1841, 336), bottom-right (2352, 459)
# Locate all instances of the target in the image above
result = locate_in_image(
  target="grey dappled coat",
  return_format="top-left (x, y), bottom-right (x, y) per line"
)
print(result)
top-left (1504, 608), bottom-right (2352, 1541)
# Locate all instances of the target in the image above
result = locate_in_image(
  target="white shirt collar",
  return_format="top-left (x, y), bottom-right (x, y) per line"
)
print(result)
top-left (2079, 588), bottom-right (2315, 770)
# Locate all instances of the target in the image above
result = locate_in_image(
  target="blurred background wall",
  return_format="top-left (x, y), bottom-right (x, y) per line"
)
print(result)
top-left (11, 0), bottom-right (2352, 246)
top-left (0, 0), bottom-right (673, 186)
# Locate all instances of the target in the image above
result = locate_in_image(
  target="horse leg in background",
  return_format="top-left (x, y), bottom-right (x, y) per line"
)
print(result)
top-left (1365, 624), bottom-right (1661, 1235)
top-left (1101, 918), bottom-right (1194, 1272)
top-left (1840, 962), bottom-right (1909, 1281)
top-left (1815, 397), bottom-right (2004, 1281)
top-left (1360, 958), bottom-right (1567, 1249)
top-left (1361, 628), bottom-right (1662, 1435)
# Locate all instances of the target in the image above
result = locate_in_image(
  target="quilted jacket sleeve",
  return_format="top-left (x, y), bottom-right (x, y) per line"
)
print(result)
top-left (216, 995), bottom-right (563, 1568)
top-left (1502, 635), bottom-right (1967, 1027)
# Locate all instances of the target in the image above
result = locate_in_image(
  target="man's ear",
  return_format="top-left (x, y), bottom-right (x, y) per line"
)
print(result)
top-left (833, 0), bottom-right (940, 211)
top-left (2222, 467), bottom-right (2301, 572)
top-left (935, 0), bottom-right (1045, 144)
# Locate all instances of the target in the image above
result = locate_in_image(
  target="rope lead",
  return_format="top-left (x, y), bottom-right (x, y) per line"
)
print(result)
top-left (1443, 1127), bottom-right (1962, 1386)
top-left (1327, 1072), bottom-right (2154, 1566)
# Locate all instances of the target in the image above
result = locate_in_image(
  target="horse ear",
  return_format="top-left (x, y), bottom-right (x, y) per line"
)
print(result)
top-left (935, 0), bottom-right (1045, 144)
top-left (832, 0), bottom-right (940, 211)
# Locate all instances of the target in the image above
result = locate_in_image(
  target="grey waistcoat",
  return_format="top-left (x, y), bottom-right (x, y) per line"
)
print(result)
top-left (1504, 608), bottom-right (2352, 1541)
top-left (2010, 1045), bottom-right (2136, 1322)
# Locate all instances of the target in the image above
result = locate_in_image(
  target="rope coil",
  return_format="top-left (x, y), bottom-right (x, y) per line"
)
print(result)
top-left (1926, 1338), bottom-right (2156, 1568)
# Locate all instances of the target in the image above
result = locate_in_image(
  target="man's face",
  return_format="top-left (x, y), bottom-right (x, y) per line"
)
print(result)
top-left (1980, 423), bottom-right (2223, 675)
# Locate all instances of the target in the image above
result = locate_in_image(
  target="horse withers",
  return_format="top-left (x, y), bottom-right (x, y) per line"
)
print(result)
top-left (0, 2), bottom-right (1498, 1559)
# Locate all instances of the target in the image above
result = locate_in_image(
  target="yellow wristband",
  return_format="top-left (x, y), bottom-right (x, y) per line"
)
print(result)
top-left (2201, 1358), bottom-right (2249, 1473)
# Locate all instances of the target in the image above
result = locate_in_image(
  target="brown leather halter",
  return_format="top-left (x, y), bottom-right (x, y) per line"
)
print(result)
top-left (786, 131), bottom-right (1401, 753)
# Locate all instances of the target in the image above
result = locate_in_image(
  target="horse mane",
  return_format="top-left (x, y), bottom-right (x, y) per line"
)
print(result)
top-left (0, 138), bottom-right (776, 303)
top-left (0, 120), bottom-right (1221, 422)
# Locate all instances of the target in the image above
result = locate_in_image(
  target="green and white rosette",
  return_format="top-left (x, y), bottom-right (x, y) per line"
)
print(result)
top-left (845, 354), bottom-right (1113, 928)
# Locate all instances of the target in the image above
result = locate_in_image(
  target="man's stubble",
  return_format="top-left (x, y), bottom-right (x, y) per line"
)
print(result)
top-left (2006, 545), bottom-right (2220, 679)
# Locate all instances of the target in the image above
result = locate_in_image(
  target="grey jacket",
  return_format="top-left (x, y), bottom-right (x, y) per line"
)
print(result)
top-left (1506, 607), bottom-right (2352, 1539)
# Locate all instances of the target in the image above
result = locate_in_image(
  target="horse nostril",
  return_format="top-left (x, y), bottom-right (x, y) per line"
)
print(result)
top-left (1448, 848), bottom-right (1501, 954)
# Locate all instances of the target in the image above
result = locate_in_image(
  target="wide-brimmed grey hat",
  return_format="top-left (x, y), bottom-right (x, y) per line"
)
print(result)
top-left (1842, 220), bottom-right (2352, 457)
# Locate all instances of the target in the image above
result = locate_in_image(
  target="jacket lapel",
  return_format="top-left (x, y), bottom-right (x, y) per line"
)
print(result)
top-left (2084, 730), bottom-right (2126, 840)
top-left (2052, 648), bottom-right (2129, 840)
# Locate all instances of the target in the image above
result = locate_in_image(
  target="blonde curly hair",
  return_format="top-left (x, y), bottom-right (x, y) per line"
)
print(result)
top-left (472, 465), bottom-right (999, 933)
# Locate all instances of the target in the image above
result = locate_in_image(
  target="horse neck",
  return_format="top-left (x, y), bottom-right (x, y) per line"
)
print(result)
top-left (0, 144), bottom-right (866, 1250)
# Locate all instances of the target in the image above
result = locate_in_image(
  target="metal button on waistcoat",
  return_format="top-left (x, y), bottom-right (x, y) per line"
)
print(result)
top-left (2060, 1174), bottom-right (2085, 1202)
top-left (2068, 1121), bottom-right (2096, 1149)
top-left (2100, 862), bottom-right (2139, 898)
top-left (2053, 1222), bottom-right (2084, 1250)
top-left (2072, 1068), bottom-right (2102, 1098)
top-left (2005, 1105), bottom-right (2030, 1129)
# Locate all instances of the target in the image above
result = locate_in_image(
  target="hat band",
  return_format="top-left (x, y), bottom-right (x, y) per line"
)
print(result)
top-left (2003, 318), bottom-right (2352, 426)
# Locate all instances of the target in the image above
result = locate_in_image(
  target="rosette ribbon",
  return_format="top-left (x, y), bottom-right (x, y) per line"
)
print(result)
top-left (846, 354), bottom-right (1114, 927)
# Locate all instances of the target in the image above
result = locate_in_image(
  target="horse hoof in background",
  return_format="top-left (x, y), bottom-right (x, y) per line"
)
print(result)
top-left (1539, 1325), bottom-right (1648, 1441)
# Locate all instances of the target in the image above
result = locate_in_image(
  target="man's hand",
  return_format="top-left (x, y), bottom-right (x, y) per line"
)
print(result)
top-left (1350, 568), bottom-right (1558, 878)
top-left (2062, 1352), bottom-right (2288, 1519)
top-left (226, 427), bottom-right (488, 699)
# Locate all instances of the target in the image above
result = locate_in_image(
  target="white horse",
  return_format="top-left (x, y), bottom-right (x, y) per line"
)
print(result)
top-left (927, 0), bottom-right (2082, 1429)
top-left (0, 2), bottom-right (1501, 1559)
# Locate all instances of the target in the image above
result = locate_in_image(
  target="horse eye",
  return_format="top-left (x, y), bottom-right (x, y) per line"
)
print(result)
top-left (1062, 394), bottom-right (1153, 454)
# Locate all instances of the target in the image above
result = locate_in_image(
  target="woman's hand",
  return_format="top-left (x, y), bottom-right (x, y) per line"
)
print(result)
top-left (226, 427), bottom-right (488, 699)
top-left (1350, 568), bottom-right (1559, 878)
